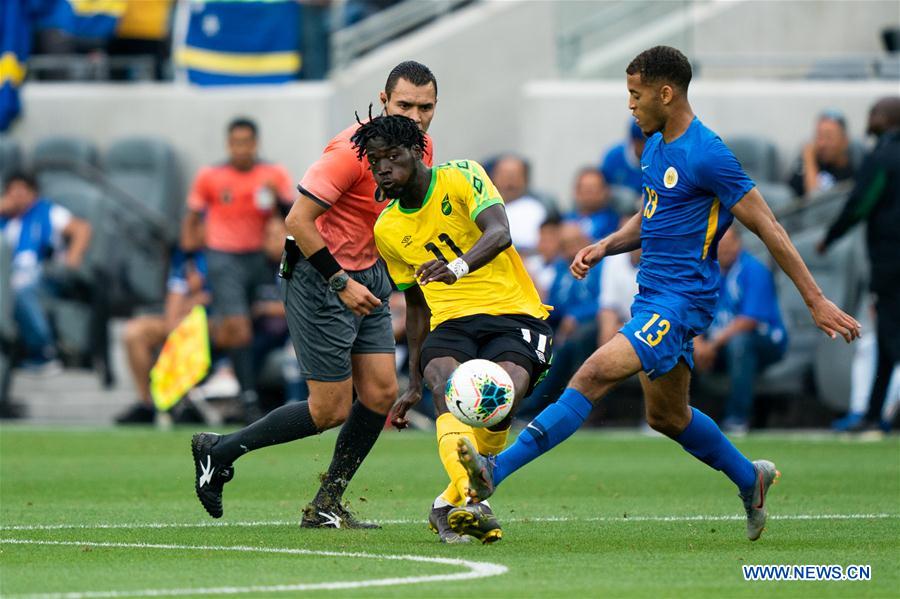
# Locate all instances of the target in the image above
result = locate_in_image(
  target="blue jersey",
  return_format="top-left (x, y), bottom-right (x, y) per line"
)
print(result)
top-left (639, 118), bottom-right (755, 306)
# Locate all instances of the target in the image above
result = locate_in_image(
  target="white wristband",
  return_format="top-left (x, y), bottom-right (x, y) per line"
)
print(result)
top-left (447, 258), bottom-right (469, 281)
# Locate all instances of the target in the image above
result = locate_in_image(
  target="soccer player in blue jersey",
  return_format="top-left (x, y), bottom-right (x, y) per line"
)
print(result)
top-left (457, 46), bottom-right (861, 542)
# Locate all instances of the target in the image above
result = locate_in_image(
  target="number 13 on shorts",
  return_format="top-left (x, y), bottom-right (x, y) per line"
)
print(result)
top-left (636, 313), bottom-right (671, 347)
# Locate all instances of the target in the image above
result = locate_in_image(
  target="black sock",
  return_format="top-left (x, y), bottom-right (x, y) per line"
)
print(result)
top-left (230, 347), bottom-right (257, 400)
top-left (314, 401), bottom-right (386, 506)
top-left (212, 401), bottom-right (318, 464)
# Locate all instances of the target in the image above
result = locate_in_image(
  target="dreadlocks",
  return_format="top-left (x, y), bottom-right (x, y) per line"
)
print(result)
top-left (350, 112), bottom-right (427, 161)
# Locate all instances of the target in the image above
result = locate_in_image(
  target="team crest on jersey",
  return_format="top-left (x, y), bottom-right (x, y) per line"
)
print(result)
top-left (664, 167), bottom-right (678, 189)
top-left (441, 195), bottom-right (452, 215)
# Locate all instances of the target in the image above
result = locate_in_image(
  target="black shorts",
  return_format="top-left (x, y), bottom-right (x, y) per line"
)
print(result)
top-left (420, 313), bottom-right (554, 397)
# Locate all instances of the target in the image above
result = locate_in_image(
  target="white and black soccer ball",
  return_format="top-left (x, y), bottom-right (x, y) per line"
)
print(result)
top-left (445, 359), bottom-right (515, 428)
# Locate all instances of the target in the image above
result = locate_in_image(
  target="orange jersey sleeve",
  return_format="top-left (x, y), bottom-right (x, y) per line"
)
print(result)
top-left (298, 128), bottom-right (365, 207)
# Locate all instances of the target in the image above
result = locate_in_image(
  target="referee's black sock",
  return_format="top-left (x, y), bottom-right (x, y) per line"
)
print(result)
top-left (313, 400), bottom-right (386, 506)
top-left (211, 401), bottom-right (318, 465)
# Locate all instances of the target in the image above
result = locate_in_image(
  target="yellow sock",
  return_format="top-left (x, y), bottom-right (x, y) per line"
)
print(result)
top-left (473, 426), bottom-right (510, 456)
top-left (436, 413), bottom-right (476, 507)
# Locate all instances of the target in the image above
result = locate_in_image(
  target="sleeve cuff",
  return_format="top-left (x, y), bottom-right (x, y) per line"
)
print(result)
top-left (396, 281), bottom-right (418, 291)
top-left (297, 185), bottom-right (332, 210)
top-left (470, 197), bottom-right (504, 220)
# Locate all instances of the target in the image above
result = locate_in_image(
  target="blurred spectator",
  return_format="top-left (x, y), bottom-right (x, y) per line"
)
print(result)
top-left (180, 117), bottom-right (295, 422)
top-left (524, 215), bottom-right (562, 300)
top-left (521, 221), bottom-right (602, 418)
top-left (694, 228), bottom-right (787, 433)
top-left (788, 110), bottom-right (856, 198)
top-left (819, 96), bottom-right (900, 433)
top-left (598, 247), bottom-right (641, 347)
top-left (565, 167), bottom-right (618, 242)
top-left (116, 250), bottom-right (211, 424)
top-left (0, 171), bottom-right (91, 371)
top-left (491, 155), bottom-right (546, 254)
top-left (106, 0), bottom-right (173, 80)
top-left (600, 119), bottom-right (646, 195)
top-left (546, 222), bottom-right (602, 339)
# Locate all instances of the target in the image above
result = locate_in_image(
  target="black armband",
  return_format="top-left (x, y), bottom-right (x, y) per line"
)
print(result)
top-left (307, 246), bottom-right (342, 280)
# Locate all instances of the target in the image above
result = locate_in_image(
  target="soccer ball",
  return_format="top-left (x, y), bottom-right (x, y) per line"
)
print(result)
top-left (445, 359), bottom-right (515, 428)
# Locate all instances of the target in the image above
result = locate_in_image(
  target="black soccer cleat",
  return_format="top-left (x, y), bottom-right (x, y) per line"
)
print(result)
top-left (428, 504), bottom-right (471, 544)
top-left (447, 501), bottom-right (502, 544)
top-left (191, 432), bottom-right (234, 519)
top-left (300, 501), bottom-right (381, 529)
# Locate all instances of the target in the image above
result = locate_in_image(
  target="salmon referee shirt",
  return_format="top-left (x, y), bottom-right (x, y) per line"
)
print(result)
top-left (298, 122), bottom-right (434, 271)
top-left (188, 161), bottom-right (294, 253)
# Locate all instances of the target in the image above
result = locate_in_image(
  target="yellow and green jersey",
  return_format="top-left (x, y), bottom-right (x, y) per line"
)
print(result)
top-left (374, 160), bottom-right (550, 329)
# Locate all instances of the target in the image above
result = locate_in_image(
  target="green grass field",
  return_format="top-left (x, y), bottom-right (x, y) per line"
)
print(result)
top-left (1, 426), bottom-right (898, 598)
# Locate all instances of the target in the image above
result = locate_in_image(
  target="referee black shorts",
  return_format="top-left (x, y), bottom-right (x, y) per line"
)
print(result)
top-left (420, 313), bottom-right (553, 397)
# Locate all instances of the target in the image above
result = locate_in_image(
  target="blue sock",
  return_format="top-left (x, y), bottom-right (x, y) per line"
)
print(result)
top-left (493, 388), bottom-right (593, 486)
top-left (674, 407), bottom-right (757, 493)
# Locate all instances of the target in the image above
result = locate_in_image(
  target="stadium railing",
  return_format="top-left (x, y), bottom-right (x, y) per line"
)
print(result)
top-left (330, 0), bottom-right (473, 70)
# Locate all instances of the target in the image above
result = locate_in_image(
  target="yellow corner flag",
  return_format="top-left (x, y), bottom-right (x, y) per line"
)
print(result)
top-left (150, 305), bottom-right (211, 411)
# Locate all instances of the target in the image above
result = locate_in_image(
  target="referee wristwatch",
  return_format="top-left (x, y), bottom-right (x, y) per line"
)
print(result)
top-left (328, 272), bottom-right (350, 293)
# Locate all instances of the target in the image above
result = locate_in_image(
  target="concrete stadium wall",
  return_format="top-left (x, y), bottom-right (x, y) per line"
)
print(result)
top-left (330, 0), bottom-right (557, 164)
top-left (521, 80), bottom-right (900, 206)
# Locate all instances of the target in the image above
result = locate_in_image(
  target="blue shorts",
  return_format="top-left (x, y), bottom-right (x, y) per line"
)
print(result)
top-left (620, 289), bottom-right (715, 380)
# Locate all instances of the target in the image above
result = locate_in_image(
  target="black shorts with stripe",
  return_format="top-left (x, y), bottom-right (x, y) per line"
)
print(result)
top-left (420, 313), bottom-right (554, 397)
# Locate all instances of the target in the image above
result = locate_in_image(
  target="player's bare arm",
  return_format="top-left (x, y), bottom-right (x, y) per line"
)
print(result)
top-left (731, 187), bottom-right (861, 342)
top-left (390, 285), bottom-right (432, 429)
top-left (285, 195), bottom-right (381, 316)
top-left (179, 210), bottom-right (205, 251)
top-left (416, 203), bottom-right (512, 285)
top-left (571, 211), bottom-right (642, 279)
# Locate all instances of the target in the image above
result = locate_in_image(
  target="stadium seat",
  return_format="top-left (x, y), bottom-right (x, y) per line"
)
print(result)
top-left (758, 227), bottom-right (864, 395)
top-left (104, 137), bottom-right (183, 235)
top-left (0, 136), bottom-right (23, 184)
top-left (32, 136), bottom-right (100, 200)
top-left (42, 185), bottom-right (115, 383)
top-left (726, 135), bottom-right (780, 182)
top-left (814, 306), bottom-right (874, 412)
top-left (756, 181), bottom-right (796, 214)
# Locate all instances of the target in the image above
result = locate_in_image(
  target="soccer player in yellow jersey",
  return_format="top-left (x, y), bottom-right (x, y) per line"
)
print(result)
top-left (355, 115), bottom-right (553, 544)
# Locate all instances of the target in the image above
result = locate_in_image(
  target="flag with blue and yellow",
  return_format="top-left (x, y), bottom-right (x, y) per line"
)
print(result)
top-left (177, 0), bottom-right (301, 85)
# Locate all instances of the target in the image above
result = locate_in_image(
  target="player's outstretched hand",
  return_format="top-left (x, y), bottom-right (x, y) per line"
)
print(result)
top-left (810, 296), bottom-right (861, 342)
top-left (416, 259), bottom-right (458, 286)
top-left (337, 278), bottom-right (382, 316)
top-left (389, 388), bottom-right (422, 430)
top-left (570, 242), bottom-right (605, 280)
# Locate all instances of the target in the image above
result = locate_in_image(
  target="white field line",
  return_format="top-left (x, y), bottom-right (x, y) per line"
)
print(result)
top-left (0, 539), bottom-right (509, 599)
top-left (1, 512), bottom-right (896, 532)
